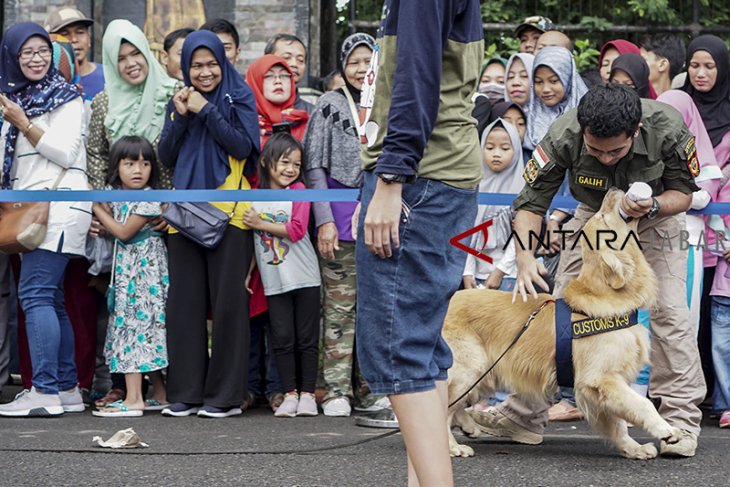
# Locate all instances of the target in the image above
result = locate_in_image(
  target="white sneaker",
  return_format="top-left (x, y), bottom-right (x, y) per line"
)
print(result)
top-left (59, 387), bottom-right (86, 413)
top-left (0, 388), bottom-right (64, 417)
top-left (323, 397), bottom-right (351, 417)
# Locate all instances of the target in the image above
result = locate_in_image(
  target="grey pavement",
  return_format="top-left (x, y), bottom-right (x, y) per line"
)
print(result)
top-left (1, 384), bottom-right (729, 486)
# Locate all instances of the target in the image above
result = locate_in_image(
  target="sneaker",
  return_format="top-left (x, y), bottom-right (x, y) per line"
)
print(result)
top-left (274, 392), bottom-right (299, 418)
top-left (161, 402), bottom-right (201, 417)
top-left (660, 429), bottom-right (697, 457)
top-left (323, 397), bottom-right (351, 417)
top-left (197, 405), bottom-right (243, 418)
top-left (297, 392), bottom-right (319, 417)
top-left (59, 386), bottom-right (86, 413)
top-left (0, 388), bottom-right (64, 417)
top-left (469, 406), bottom-right (543, 445)
top-left (353, 396), bottom-right (390, 413)
top-left (720, 411), bottom-right (730, 429)
top-left (548, 400), bottom-right (583, 422)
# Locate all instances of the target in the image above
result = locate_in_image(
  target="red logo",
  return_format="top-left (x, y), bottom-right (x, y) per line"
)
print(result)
top-left (450, 219), bottom-right (493, 264)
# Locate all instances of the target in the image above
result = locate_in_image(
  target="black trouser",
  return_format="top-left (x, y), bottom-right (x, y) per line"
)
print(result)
top-left (267, 286), bottom-right (320, 393)
top-left (166, 227), bottom-right (252, 408)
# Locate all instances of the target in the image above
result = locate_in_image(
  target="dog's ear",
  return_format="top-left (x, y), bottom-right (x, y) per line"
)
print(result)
top-left (600, 250), bottom-right (636, 289)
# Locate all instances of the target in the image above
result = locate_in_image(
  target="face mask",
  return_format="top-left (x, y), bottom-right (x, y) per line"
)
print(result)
top-left (479, 82), bottom-right (504, 105)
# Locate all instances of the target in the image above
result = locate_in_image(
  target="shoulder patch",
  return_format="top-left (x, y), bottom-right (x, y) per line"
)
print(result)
top-left (684, 136), bottom-right (700, 177)
top-left (523, 158), bottom-right (539, 185)
top-left (534, 145), bottom-right (550, 168)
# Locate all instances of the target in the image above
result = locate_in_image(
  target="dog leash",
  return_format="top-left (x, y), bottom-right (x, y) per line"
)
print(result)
top-left (448, 298), bottom-right (555, 408)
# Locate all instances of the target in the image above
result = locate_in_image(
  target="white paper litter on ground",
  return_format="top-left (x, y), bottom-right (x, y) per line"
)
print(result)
top-left (92, 428), bottom-right (149, 448)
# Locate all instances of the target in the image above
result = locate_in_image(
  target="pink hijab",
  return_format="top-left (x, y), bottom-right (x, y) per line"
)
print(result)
top-left (599, 40), bottom-right (658, 99)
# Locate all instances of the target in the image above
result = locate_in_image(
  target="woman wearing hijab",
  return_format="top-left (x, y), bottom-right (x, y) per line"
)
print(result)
top-left (488, 101), bottom-right (527, 143)
top-left (87, 19), bottom-right (179, 191)
top-left (84, 19), bottom-right (180, 410)
top-left (302, 33), bottom-right (383, 417)
top-left (609, 53), bottom-right (657, 99)
top-left (682, 35), bottom-right (730, 169)
top-left (157, 30), bottom-right (260, 419)
top-left (0, 23), bottom-right (90, 417)
top-left (479, 58), bottom-right (507, 105)
top-left (503, 53), bottom-right (534, 110)
top-left (524, 46), bottom-right (588, 151)
top-left (246, 55), bottom-right (310, 146)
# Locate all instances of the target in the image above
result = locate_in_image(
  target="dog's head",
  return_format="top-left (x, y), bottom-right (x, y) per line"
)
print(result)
top-left (563, 188), bottom-right (658, 317)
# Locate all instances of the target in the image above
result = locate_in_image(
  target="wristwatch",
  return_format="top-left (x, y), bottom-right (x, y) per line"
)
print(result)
top-left (646, 197), bottom-right (660, 220)
top-left (377, 173), bottom-right (410, 184)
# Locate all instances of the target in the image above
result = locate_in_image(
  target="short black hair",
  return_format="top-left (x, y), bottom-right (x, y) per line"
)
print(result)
top-left (639, 34), bottom-right (686, 78)
top-left (323, 70), bottom-right (341, 91)
top-left (200, 18), bottom-right (239, 47)
top-left (577, 84), bottom-right (642, 139)
top-left (258, 133), bottom-right (304, 189)
top-left (163, 28), bottom-right (194, 52)
top-left (107, 136), bottom-right (158, 189)
top-left (264, 33), bottom-right (307, 57)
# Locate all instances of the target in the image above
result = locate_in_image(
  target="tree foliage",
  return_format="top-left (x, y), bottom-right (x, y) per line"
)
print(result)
top-left (338, 0), bottom-right (730, 70)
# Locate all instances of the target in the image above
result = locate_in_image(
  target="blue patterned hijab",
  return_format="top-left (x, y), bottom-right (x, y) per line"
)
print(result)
top-left (524, 47), bottom-right (587, 151)
top-left (172, 30), bottom-right (260, 190)
top-left (0, 22), bottom-right (80, 188)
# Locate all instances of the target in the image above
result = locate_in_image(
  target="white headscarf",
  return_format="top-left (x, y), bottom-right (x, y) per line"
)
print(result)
top-left (476, 119), bottom-right (525, 250)
top-left (524, 47), bottom-right (588, 150)
top-left (503, 53), bottom-right (535, 108)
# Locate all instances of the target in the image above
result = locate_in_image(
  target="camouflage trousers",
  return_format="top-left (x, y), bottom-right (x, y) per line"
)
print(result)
top-left (320, 241), bottom-right (374, 404)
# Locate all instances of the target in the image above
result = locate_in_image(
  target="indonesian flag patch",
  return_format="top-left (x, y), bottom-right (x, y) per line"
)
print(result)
top-left (534, 144), bottom-right (550, 168)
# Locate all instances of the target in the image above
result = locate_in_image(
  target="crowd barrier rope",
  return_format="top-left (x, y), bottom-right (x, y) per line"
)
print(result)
top-left (1, 189), bottom-right (730, 214)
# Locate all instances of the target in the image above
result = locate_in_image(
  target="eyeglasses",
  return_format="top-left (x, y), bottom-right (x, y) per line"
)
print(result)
top-left (263, 72), bottom-right (292, 82)
top-left (18, 47), bottom-right (52, 61)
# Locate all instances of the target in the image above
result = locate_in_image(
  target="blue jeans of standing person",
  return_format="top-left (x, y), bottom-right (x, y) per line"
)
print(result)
top-left (711, 296), bottom-right (730, 412)
top-left (18, 249), bottom-right (77, 394)
top-left (248, 313), bottom-right (282, 398)
top-left (356, 171), bottom-right (478, 395)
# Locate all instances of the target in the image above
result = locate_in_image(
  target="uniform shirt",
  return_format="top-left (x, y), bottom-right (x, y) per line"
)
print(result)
top-left (359, 0), bottom-right (484, 189)
top-left (514, 99), bottom-right (700, 215)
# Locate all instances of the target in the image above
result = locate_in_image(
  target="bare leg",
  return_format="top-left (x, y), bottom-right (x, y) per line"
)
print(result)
top-left (390, 388), bottom-right (454, 487)
top-left (147, 371), bottom-right (167, 404)
top-left (122, 373), bottom-right (144, 410)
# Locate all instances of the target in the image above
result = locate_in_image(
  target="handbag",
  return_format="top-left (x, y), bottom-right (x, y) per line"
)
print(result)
top-left (0, 169), bottom-right (66, 255)
top-left (162, 172), bottom-right (245, 250)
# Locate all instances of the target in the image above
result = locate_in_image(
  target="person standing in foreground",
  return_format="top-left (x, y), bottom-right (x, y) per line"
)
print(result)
top-left (355, 1), bottom-right (483, 485)
top-left (471, 84), bottom-right (705, 457)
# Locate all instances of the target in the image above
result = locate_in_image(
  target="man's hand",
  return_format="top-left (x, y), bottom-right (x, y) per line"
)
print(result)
top-left (620, 195), bottom-right (653, 219)
top-left (187, 90), bottom-right (208, 114)
top-left (363, 180), bottom-right (402, 258)
top-left (544, 218), bottom-right (561, 254)
top-left (462, 275), bottom-right (477, 289)
top-left (513, 253), bottom-right (549, 303)
top-left (317, 222), bottom-right (340, 260)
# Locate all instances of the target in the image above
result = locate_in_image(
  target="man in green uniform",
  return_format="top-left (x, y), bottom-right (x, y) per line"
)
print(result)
top-left (473, 84), bottom-right (705, 457)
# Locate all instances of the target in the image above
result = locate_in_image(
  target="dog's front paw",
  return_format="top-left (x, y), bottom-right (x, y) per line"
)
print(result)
top-left (623, 442), bottom-right (658, 460)
top-left (661, 427), bottom-right (683, 445)
top-left (450, 443), bottom-right (475, 458)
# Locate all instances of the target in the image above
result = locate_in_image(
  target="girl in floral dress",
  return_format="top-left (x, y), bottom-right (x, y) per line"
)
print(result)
top-left (91, 136), bottom-right (169, 417)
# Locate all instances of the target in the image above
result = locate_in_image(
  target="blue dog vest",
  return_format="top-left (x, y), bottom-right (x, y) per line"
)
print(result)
top-left (554, 299), bottom-right (638, 388)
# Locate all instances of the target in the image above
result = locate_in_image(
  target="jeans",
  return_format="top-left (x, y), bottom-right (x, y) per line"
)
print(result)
top-left (18, 249), bottom-right (76, 395)
top-left (248, 312), bottom-right (282, 397)
top-left (711, 296), bottom-right (730, 412)
top-left (356, 171), bottom-right (478, 395)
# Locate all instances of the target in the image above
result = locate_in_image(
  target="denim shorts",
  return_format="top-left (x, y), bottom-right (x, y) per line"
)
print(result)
top-left (355, 171), bottom-right (478, 395)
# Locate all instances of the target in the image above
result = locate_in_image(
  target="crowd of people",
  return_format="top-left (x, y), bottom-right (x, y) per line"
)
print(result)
top-left (0, 7), bottom-right (728, 451)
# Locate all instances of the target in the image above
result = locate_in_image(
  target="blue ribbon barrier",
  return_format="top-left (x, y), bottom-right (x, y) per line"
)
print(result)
top-left (0, 189), bottom-right (728, 214)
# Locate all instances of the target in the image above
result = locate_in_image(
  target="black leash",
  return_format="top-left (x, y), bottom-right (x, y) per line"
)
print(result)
top-left (0, 300), bottom-right (552, 456)
top-left (447, 298), bottom-right (554, 408)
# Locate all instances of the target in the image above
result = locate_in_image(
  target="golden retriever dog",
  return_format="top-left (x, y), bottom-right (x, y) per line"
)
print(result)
top-left (443, 188), bottom-right (682, 459)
